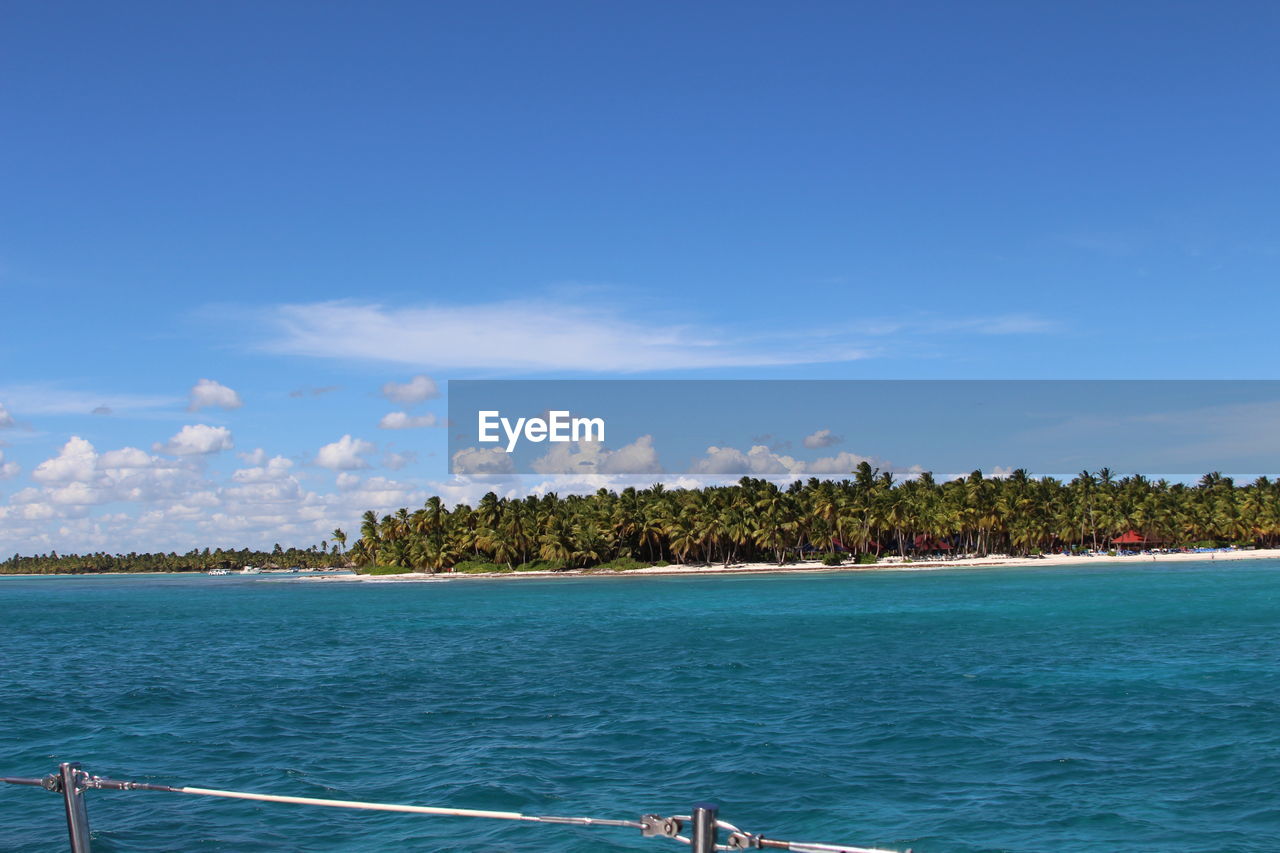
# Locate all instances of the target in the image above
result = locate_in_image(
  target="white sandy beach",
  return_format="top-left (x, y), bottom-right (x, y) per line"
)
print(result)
top-left (304, 548), bottom-right (1280, 583)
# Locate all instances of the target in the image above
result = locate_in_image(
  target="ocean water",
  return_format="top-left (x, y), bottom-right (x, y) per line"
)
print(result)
top-left (2, 561), bottom-right (1279, 852)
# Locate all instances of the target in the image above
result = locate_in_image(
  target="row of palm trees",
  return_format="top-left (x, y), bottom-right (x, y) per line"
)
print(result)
top-left (1, 544), bottom-right (345, 574)
top-left (347, 464), bottom-right (1280, 572)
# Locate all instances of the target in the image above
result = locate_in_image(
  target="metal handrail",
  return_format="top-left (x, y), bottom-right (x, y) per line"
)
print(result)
top-left (2, 763), bottom-right (905, 853)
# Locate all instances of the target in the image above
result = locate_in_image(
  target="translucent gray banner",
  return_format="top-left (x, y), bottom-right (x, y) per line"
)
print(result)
top-left (447, 380), bottom-right (1280, 478)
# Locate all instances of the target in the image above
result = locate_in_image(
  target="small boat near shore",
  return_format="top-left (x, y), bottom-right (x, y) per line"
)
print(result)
top-left (207, 568), bottom-right (229, 576)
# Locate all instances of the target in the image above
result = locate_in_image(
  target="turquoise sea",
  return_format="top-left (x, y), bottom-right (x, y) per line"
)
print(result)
top-left (2, 561), bottom-right (1279, 852)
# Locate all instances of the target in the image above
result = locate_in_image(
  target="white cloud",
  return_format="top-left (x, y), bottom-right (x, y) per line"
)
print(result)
top-left (378, 411), bottom-right (439, 429)
top-left (188, 378), bottom-right (243, 411)
top-left (530, 435), bottom-right (662, 475)
top-left (0, 449), bottom-right (19, 480)
top-left (21, 437), bottom-right (208, 514)
top-left (692, 445), bottom-right (802, 476)
top-left (803, 428), bottom-right (843, 449)
top-left (49, 481), bottom-right (100, 506)
top-left (222, 477), bottom-right (305, 506)
top-left (156, 425), bottom-right (234, 455)
top-left (98, 450), bottom-right (202, 502)
top-left (688, 444), bottom-right (875, 477)
top-left (381, 375), bottom-right (440, 405)
top-left (7, 499), bottom-right (59, 521)
top-left (805, 451), bottom-right (875, 475)
top-left (528, 441), bottom-right (607, 476)
top-left (232, 456), bottom-right (295, 484)
top-left (0, 403), bottom-right (13, 428)
top-left (451, 446), bottom-right (516, 475)
top-left (238, 448), bottom-right (268, 466)
top-left (262, 300), bottom-right (869, 372)
top-left (33, 437), bottom-right (99, 484)
top-left (600, 435), bottom-right (662, 474)
top-left (0, 446), bottom-right (429, 554)
top-left (328, 474), bottom-right (425, 509)
top-left (99, 447), bottom-right (155, 468)
top-left (8, 487), bottom-right (43, 505)
top-left (315, 435), bottom-right (375, 470)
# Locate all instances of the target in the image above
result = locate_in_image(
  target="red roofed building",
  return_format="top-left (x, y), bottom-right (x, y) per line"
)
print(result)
top-left (1111, 529), bottom-right (1161, 547)
top-left (913, 534), bottom-right (952, 552)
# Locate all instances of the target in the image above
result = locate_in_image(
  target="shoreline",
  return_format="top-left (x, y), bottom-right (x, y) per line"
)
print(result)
top-left (302, 548), bottom-right (1280, 583)
top-left (6, 551), bottom-right (1275, 580)
top-left (0, 570), bottom-right (351, 578)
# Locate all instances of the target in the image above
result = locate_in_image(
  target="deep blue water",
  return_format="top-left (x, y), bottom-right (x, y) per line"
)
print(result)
top-left (2, 562), bottom-right (1280, 852)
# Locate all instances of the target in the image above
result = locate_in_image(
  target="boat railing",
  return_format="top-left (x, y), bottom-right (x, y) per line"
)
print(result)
top-left (2, 762), bottom-right (905, 853)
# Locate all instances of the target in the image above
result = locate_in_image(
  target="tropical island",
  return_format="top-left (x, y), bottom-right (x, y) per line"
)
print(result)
top-left (1, 543), bottom-right (349, 575)
top-left (343, 464), bottom-right (1280, 576)
top-left (6, 465), bottom-right (1279, 576)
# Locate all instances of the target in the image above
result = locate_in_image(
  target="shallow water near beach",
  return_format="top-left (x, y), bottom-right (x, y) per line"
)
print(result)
top-left (2, 560), bottom-right (1279, 852)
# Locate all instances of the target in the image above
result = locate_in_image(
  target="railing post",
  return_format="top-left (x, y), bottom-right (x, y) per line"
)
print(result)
top-left (691, 801), bottom-right (718, 853)
top-left (58, 762), bottom-right (92, 853)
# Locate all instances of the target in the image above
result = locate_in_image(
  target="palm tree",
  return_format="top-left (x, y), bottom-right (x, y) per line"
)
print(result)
top-left (357, 510), bottom-right (381, 566)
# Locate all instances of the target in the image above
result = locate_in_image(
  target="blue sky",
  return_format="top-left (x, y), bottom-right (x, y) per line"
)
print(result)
top-left (2, 1), bottom-right (1278, 553)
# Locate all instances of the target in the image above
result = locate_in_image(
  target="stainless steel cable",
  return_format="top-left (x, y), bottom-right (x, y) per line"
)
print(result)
top-left (3, 768), bottom-right (902, 852)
